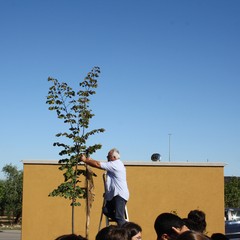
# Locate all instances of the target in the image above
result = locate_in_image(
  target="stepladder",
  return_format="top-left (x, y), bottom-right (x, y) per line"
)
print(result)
top-left (98, 173), bottom-right (129, 231)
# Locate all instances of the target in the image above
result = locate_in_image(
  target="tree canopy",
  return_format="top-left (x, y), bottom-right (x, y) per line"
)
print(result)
top-left (0, 164), bottom-right (23, 224)
top-left (225, 177), bottom-right (240, 208)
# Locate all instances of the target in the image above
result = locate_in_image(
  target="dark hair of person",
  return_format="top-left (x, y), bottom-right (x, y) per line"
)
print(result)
top-left (122, 222), bottom-right (142, 238)
top-left (96, 226), bottom-right (116, 240)
top-left (183, 218), bottom-right (199, 232)
top-left (154, 213), bottom-right (185, 240)
top-left (187, 210), bottom-right (207, 233)
top-left (55, 234), bottom-right (87, 240)
top-left (211, 233), bottom-right (229, 240)
top-left (177, 230), bottom-right (210, 240)
top-left (96, 225), bottom-right (130, 240)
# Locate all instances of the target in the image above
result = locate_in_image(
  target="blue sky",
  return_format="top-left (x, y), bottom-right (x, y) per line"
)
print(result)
top-left (0, 0), bottom-right (239, 179)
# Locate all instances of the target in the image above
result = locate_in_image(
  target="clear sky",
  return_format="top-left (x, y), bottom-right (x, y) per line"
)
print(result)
top-left (0, 0), bottom-right (239, 179)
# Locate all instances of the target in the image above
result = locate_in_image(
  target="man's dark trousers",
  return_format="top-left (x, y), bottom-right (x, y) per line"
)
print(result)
top-left (103, 195), bottom-right (127, 226)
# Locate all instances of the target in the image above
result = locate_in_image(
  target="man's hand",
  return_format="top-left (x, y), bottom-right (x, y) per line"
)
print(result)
top-left (80, 155), bottom-right (101, 169)
top-left (172, 225), bottom-right (189, 235)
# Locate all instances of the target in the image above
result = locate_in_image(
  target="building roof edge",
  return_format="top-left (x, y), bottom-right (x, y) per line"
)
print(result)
top-left (22, 160), bottom-right (226, 167)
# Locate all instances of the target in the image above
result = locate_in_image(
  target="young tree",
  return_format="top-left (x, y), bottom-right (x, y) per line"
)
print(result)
top-left (46, 66), bottom-right (105, 237)
top-left (225, 177), bottom-right (240, 208)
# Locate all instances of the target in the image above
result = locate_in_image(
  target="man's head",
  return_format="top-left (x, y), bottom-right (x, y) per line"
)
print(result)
top-left (154, 213), bottom-right (186, 240)
top-left (122, 221), bottom-right (142, 240)
top-left (96, 225), bottom-right (130, 240)
top-left (55, 234), bottom-right (86, 240)
top-left (178, 231), bottom-right (210, 240)
top-left (107, 148), bottom-right (120, 161)
top-left (187, 210), bottom-right (206, 233)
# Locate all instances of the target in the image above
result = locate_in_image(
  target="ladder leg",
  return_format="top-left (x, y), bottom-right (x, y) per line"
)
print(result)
top-left (98, 209), bottom-right (104, 231)
top-left (124, 205), bottom-right (129, 222)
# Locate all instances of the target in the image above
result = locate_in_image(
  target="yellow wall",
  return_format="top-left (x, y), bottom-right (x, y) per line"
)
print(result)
top-left (22, 161), bottom-right (225, 240)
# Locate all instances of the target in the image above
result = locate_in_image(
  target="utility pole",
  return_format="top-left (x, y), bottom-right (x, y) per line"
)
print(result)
top-left (168, 133), bottom-right (172, 162)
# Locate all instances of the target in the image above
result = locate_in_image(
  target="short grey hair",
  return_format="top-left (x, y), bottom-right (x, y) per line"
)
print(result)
top-left (110, 148), bottom-right (120, 159)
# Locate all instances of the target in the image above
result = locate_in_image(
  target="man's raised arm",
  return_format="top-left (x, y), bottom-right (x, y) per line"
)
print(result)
top-left (80, 154), bottom-right (102, 169)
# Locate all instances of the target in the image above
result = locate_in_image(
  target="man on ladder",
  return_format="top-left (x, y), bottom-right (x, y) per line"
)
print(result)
top-left (80, 148), bottom-right (129, 226)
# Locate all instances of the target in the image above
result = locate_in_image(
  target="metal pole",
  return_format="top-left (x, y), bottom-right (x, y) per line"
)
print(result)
top-left (168, 133), bottom-right (171, 162)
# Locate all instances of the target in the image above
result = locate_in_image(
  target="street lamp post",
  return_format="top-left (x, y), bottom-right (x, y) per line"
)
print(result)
top-left (168, 133), bottom-right (172, 162)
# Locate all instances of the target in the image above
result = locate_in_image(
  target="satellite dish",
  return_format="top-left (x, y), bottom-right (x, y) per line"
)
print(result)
top-left (151, 153), bottom-right (161, 161)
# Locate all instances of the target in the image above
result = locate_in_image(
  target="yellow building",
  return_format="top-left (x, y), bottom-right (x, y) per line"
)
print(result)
top-left (22, 160), bottom-right (225, 240)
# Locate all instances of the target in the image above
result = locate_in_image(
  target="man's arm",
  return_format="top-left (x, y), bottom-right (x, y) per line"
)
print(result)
top-left (80, 154), bottom-right (102, 169)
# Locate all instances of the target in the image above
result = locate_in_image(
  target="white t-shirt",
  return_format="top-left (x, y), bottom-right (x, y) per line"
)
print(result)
top-left (100, 159), bottom-right (129, 201)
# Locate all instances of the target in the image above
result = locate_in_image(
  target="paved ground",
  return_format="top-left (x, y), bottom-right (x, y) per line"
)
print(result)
top-left (0, 230), bottom-right (21, 240)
